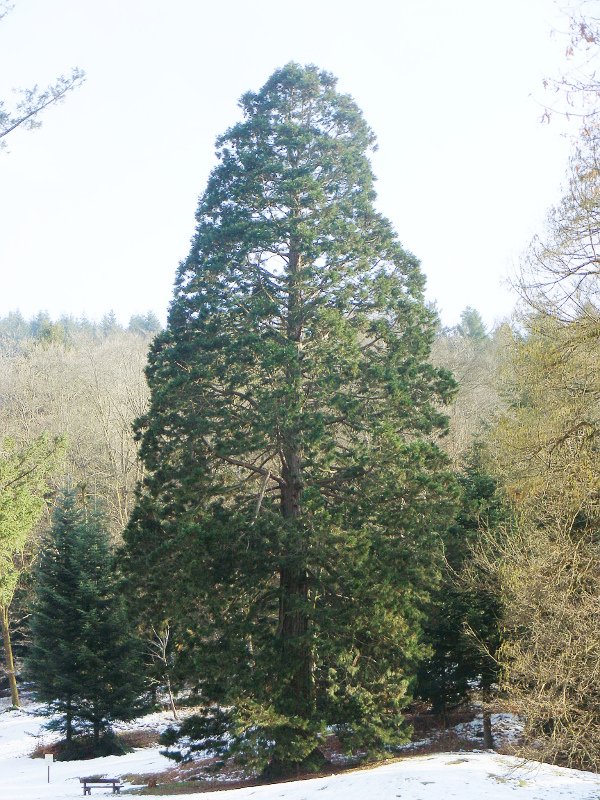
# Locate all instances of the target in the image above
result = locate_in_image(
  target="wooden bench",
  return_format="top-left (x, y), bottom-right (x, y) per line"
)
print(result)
top-left (80, 777), bottom-right (123, 795)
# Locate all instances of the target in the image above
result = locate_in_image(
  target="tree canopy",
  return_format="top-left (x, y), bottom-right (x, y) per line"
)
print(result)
top-left (122, 63), bottom-right (457, 771)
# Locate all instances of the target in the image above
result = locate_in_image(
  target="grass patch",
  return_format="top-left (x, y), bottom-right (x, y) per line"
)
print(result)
top-left (117, 729), bottom-right (161, 749)
top-left (133, 779), bottom-right (253, 795)
top-left (30, 731), bottom-right (130, 761)
top-left (30, 728), bottom-right (161, 761)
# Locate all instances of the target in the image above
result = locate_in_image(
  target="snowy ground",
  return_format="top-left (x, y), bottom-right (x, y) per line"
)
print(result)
top-left (3, 699), bottom-right (600, 800)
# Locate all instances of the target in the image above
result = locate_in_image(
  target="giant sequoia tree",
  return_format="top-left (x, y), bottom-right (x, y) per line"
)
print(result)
top-left (123, 64), bottom-right (457, 768)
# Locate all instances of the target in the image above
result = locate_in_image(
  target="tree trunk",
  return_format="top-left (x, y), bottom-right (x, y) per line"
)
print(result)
top-left (0, 604), bottom-right (19, 708)
top-left (66, 698), bottom-right (72, 742)
top-left (483, 708), bottom-right (494, 749)
top-left (165, 673), bottom-right (178, 720)
top-left (278, 446), bottom-right (313, 716)
top-left (482, 684), bottom-right (494, 749)
top-left (281, 450), bottom-right (302, 519)
top-left (91, 696), bottom-right (101, 748)
top-left (277, 238), bottom-right (314, 717)
top-left (278, 564), bottom-right (312, 715)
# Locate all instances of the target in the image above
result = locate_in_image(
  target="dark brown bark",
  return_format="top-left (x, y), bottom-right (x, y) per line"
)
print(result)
top-left (482, 684), bottom-right (494, 749)
top-left (278, 448), bottom-right (313, 715)
top-left (483, 708), bottom-right (494, 749)
top-left (278, 564), bottom-right (312, 714)
top-left (281, 450), bottom-right (302, 519)
top-left (277, 232), bottom-right (314, 716)
top-left (66, 698), bottom-right (72, 743)
top-left (0, 604), bottom-right (20, 708)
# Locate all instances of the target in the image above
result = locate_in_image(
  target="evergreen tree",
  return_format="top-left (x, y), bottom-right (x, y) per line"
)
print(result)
top-left (28, 490), bottom-right (141, 750)
top-left (27, 491), bottom-right (82, 741)
top-left (122, 63), bottom-right (457, 770)
top-left (0, 310), bottom-right (27, 340)
top-left (417, 449), bottom-right (504, 741)
top-left (456, 307), bottom-right (487, 344)
top-left (128, 311), bottom-right (162, 337)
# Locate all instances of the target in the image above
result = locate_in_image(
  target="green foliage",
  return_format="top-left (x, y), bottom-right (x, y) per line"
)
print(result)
top-left (456, 307), bottom-right (488, 344)
top-left (49, 731), bottom-right (129, 761)
top-left (159, 709), bottom-right (233, 762)
top-left (128, 312), bottom-right (162, 337)
top-left (0, 432), bottom-right (65, 707)
top-left (0, 310), bottom-right (162, 346)
top-left (122, 63), bottom-right (458, 766)
top-left (27, 490), bottom-right (143, 745)
top-left (0, 433), bottom-right (64, 607)
top-left (416, 449), bottom-right (505, 715)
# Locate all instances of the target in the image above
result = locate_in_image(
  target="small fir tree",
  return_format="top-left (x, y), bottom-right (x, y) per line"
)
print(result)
top-left (28, 490), bottom-right (141, 750)
top-left (27, 492), bottom-right (83, 741)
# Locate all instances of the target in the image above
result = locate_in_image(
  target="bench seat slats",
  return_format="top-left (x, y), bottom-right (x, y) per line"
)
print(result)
top-left (80, 777), bottom-right (123, 795)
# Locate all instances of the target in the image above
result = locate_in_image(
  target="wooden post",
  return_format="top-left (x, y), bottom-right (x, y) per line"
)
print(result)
top-left (0, 604), bottom-right (19, 708)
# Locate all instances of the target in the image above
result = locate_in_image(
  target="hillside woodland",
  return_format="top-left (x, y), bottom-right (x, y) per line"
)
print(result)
top-left (4, 54), bottom-right (600, 776)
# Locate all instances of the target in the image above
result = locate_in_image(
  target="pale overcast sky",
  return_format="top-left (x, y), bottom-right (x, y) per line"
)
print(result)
top-left (0, 0), bottom-right (581, 329)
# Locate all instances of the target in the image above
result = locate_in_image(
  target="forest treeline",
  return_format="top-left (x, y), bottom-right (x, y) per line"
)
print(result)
top-left (5, 51), bottom-right (600, 776)
top-left (0, 309), bottom-right (162, 345)
top-left (0, 311), bottom-right (159, 533)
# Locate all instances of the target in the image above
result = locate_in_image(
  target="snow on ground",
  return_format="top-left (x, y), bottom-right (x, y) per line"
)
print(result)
top-left (2, 699), bottom-right (600, 800)
top-left (0, 700), bottom-right (171, 799)
top-left (453, 713), bottom-right (524, 747)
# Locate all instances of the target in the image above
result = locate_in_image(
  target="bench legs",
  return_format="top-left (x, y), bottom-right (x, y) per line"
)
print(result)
top-left (81, 782), bottom-right (121, 795)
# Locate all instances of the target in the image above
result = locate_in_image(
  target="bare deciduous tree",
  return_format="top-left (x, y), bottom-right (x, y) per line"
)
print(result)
top-left (430, 321), bottom-right (504, 468)
top-left (148, 625), bottom-right (178, 720)
top-left (0, 327), bottom-right (151, 539)
top-left (486, 308), bottom-right (600, 768)
top-left (0, 3), bottom-right (85, 150)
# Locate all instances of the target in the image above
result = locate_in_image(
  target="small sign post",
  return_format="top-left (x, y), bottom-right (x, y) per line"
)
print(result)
top-left (45, 753), bottom-right (53, 783)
